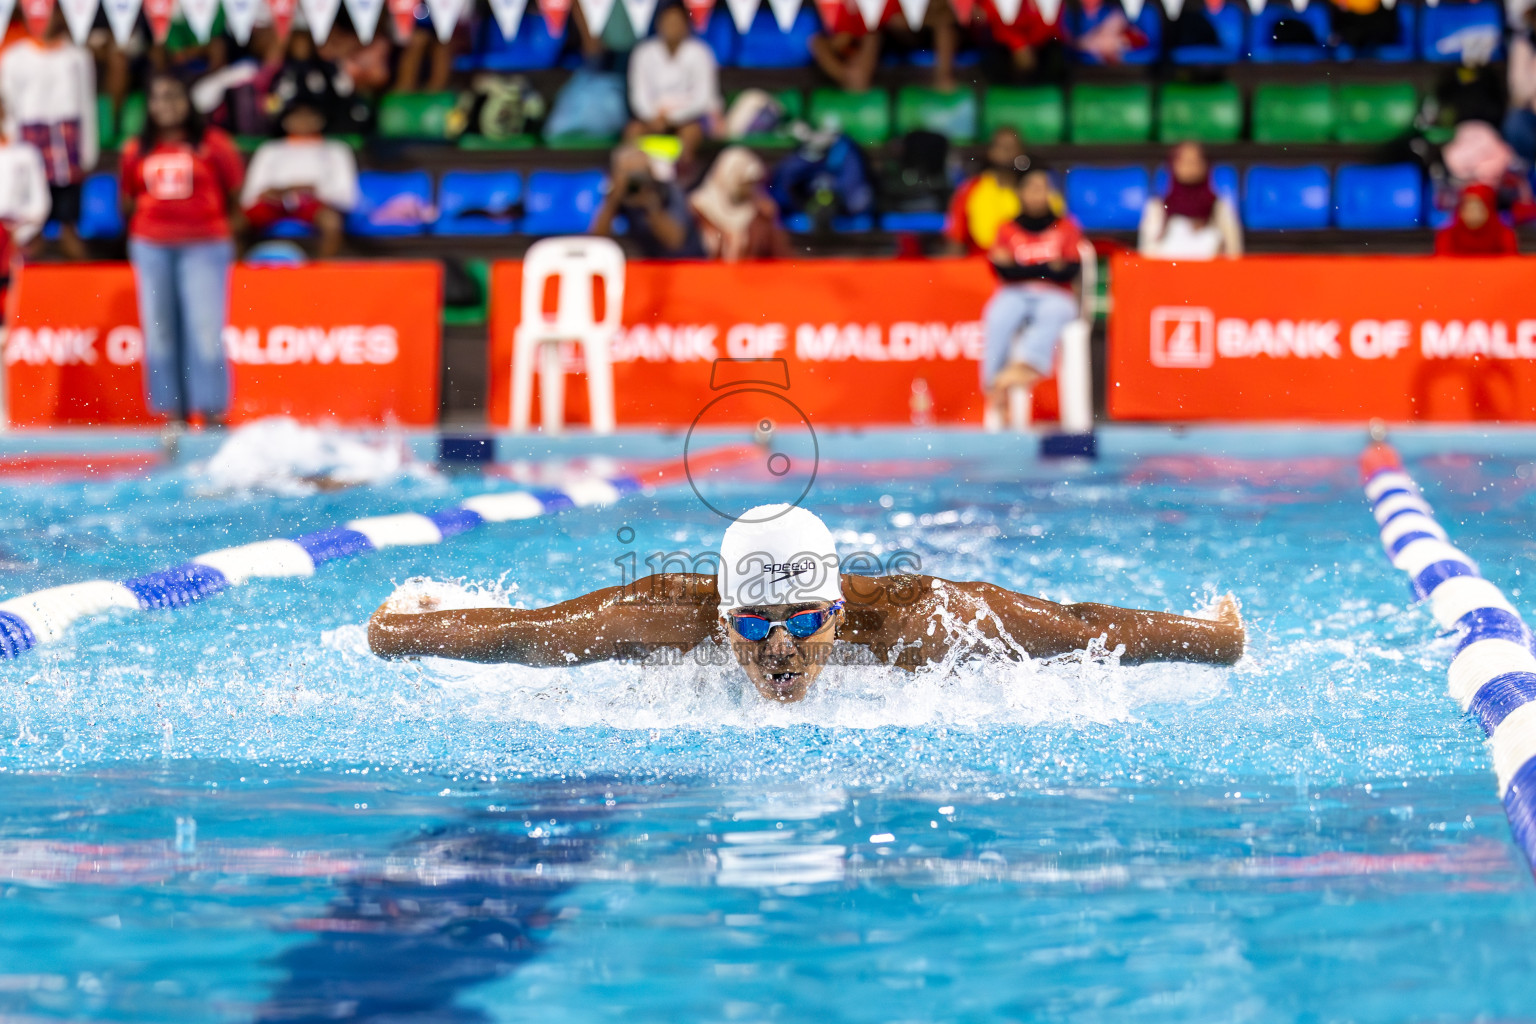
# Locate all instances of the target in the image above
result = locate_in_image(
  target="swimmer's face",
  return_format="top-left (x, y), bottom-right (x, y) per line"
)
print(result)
top-left (723, 600), bottom-right (842, 703)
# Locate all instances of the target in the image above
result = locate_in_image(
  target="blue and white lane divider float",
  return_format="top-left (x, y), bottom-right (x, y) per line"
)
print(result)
top-left (0, 476), bottom-right (643, 662)
top-left (1362, 442), bottom-right (1536, 869)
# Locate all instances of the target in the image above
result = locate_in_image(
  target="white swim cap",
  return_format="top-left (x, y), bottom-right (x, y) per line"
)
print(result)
top-left (716, 504), bottom-right (842, 612)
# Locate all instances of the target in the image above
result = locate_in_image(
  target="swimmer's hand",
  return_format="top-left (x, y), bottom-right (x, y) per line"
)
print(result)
top-left (1212, 593), bottom-right (1244, 639)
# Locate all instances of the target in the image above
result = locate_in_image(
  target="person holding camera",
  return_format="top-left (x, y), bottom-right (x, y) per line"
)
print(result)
top-left (590, 144), bottom-right (705, 259)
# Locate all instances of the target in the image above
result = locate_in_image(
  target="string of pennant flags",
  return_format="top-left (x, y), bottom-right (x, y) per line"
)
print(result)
top-left (5, 0), bottom-right (1411, 58)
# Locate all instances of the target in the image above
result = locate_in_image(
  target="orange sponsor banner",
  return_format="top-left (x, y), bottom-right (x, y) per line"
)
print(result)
top-left (486, 258), bottom-right (1064, 427)
top-left (1109, 255), bottom-right (1536, 422)
top-left (6, 262), bottom-right (442, 427)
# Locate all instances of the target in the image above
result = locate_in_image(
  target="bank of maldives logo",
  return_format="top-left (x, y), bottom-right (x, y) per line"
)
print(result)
top-left (1150, 307), bottom-right (1215, 368)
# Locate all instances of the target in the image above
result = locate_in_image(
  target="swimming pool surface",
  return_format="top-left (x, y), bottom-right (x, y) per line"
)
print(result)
top-left (1, 425), bottom-right (1534, 1022)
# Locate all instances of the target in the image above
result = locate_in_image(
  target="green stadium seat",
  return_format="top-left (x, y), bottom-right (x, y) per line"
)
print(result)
top-left (377, 92), bottom-right (458, 140)
top-left (737, 88), bottom-right (804, 147)
top-left (1335, 82), bottom-right (1417, 144)
top-left (97, 95), bottom-right (118, 150)
top-left (545, 133), bottom-right (620, 149)
top-left (458, 133), bottom-right (538, 150)
top-left (1251, 84), bottom-right (1335, 144)
top-left (1069, 83), bottom-right (1152, 144)
top-left (118, 92), bottom-right (146, 144)
top-left (1157, 82), bottom-right (1241, 143)
top-left (443, 258), bottom-right (490, 327)
top-left (982, 86), bottom-right (1064, 144)
top-left (808, 88), bottom-right (891, 146)
top-left (894, 86), bottom-right (977, 143)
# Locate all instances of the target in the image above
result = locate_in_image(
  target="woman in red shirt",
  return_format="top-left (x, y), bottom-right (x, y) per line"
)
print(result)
top-left (1434, 184), bottom-right (1518, 256)
top-left (120, 73), bottom-right (245, 427)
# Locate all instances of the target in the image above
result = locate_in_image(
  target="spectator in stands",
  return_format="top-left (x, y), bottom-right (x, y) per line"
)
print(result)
top-left (0, 7), bottom-right (97, 261)
top-left (120, 74), bottom-right (245, 428)
top-left (1137, 141), bottom-right (1242, 260)
top-left (1435, 183), bottom-right (1518, 255)
top-left (394, 10), bottom-right (460, 94)
top-left (241, 100), bottom-right (358, 258)
top-left (1326, 0), bottom-right (1400, 50)
top-left (1505, 2), bottom-right (1536, 162)
top-left (689, 146), bottom-right (790, 261)
top-left (972, 0), bottom-right (1063, 82)
top-left (625, 0), bottom-right (720, 172)
top-left (320, 25), bottom-right (394, 97)
top-left (1439, 119), bottom-right (1536, 223)
top-left (809, 0), bottom-right (959, 93)
top-left (591, 143), bottom-right (705, 258)
top-left (945, 127), bottom-right (1025, 255)
top-left (1072, 0), bottom-right (1150, 63)
top-left (263, 30), bottom-right (371, 135)
top-left (0, 97), bottom-right (51, 301)
top-left (981, 165), bottom-right (1083, 420)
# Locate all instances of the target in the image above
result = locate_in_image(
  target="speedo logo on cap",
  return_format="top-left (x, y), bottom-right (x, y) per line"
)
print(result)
top-left (765, 561), bottom-right (816, 583)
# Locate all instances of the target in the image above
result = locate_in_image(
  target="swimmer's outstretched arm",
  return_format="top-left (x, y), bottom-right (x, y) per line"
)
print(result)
top-left (367, 573), bottom-right (720, 664)
top-left (843, 575), bottom-right (1245, 666)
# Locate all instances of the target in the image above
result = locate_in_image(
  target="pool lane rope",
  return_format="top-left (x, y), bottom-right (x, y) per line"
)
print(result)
top-left (1361, 442), bottom-right (1536, 869)
top-left (0, 445), bottom-right (754, 663)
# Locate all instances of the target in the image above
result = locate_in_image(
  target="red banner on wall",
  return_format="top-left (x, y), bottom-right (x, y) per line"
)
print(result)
top-left (1109, 255), bottom-right (1536, 422)
top-left (487, 258), bottom-right (1062, 427)
top-left (5, 262), bottom-right (442, 427)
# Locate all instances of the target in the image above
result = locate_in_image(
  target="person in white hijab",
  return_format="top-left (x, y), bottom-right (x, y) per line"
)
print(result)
top-left (368, 504), bottom-right (1246, 703)
top-left (688, 146), bottom-right (790, 262)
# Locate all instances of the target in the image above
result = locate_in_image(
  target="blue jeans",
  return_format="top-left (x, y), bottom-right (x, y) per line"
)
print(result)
top-left (981, 283), bottom-right (1080, 387)
top-left (1503, 108), bottom-right (1536, 163)
top-left (128, 237), bottom-right (234, 418)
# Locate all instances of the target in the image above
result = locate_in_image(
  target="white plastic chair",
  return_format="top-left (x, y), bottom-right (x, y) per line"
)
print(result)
top-left (987, 239), bottom-right (1097, 434)
top-left (511, 236), bottom-right (625, 435)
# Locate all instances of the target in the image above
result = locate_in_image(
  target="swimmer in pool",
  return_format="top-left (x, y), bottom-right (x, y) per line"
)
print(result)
top-left (368, 504), bottom-right (1245, 703)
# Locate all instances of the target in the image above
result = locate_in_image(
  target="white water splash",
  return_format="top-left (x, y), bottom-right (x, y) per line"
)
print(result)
top-left (195, 417), bottom-right (428, 495)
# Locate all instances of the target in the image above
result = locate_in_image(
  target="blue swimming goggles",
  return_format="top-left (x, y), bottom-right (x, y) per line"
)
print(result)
top-left (727, 600), bottom-right (844, 642)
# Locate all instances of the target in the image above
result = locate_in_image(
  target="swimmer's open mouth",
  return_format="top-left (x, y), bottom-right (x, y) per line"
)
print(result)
top-left (767, 671), bottom-right (801, 690)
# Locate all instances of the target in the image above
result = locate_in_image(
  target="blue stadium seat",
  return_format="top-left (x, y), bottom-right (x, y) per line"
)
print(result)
top-left (1068, 0), bottom-right (1162, 64)
top-left (435, 170), bottom-right (522, 235)
top-left (267, 219), bottom-right (316, 238)
top-left (1248, 0), bottom-right (1331, 62)
top-left (78, 172), bottom-right (123, 239)
top-left (1065, 166), bottom-right (1149, 231)
top-left (1243, 165), bottom-right (1331, 230)
top-left (1152, 163), bottom-right (1241, 209)
top-left (469, 11), bottom-right (566, 72)
top-left (1335, 163), bottom-right (1422, 229)
top-left (699, 8), bottom-right (739, 65)
top-left (882, 211), bottom-right (947, 232)
top-left (1169, 0), bottom-right (1245, 65)
top-left (1420, 0), bottom-right (1503, 63)
top-left (346, 171), bottom-right (435, 237)
top-left (784, 212), bottom-right (876, 232)
top-left (735, 7), bottom-right (818, 68)
top-left (1334, 0), bottom-right (1416, 61)
top-left (522, 170), bottom-right (607, 235)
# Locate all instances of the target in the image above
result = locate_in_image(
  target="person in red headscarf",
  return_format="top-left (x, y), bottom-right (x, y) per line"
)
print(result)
top-left (1137, 141), bottom-right (1242, 260)
top-left (1435, 184), bottom-right (1518, 255)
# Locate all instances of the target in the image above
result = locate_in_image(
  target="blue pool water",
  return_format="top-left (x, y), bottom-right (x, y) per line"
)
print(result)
top-left (1, 426), bottom-right (1535, 1022)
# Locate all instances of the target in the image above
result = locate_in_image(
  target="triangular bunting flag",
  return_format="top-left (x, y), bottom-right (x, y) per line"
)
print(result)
top-left (387, 0), bottom-right (416, 38)
top-left (57, 0), bottom-right (95, 43)
top-left (1161, 0), bottom-right (1184, 20)
top-left (812, 0), bottom-right (840, 25)
top-left (427, 0), bottom-right (466, 41)
top-left (268, 0), bottom-right (298, 38)
top-left (0, 0), bottom-right (16, 40)
top-left (1290, 0), bottom-right (1306, 9)
top-left (1120, 0), bottom-right (1143, 18)
top-left (486, 0), bottom-right (528, 39)
top-left (221, 0), bottom-right (258, 42)
top-left (342, 0), bottom-right (384, 40)
top-left (684, 0), bottom-right (712, 29)
top-left (722, 0), bottom-right (756, 31)
top-left (1243, 0), bottom-right (1262, 14)
top-left (143, 0), bottom-right (173, 40)
top-left (300, 0), bottom-right (341, 40)
top-left (852, 0), bottom-right (883, 28)
top-left (21, 0), bottom-right (54, 37)
top-left (576, 0), bottom-right (615, 37)
top-left (764, 0), bottom-right (798, 29)
top-left (183, 0), bottom-right (220, 41)
top-left (895, 0), bottom-right (923, 27)
top-left (538, 0), bottom-right (570, 33)
top-left (1379, 0), bottom-right (1395, 7)
top-left (102, 0), bottom-right (140, 42)
top-left (618, 0), bottom-right (656, 33)
top-left (949, 0), bottom-right (972, 22)
top-left (993, 0), bottom-right (1024, 23)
